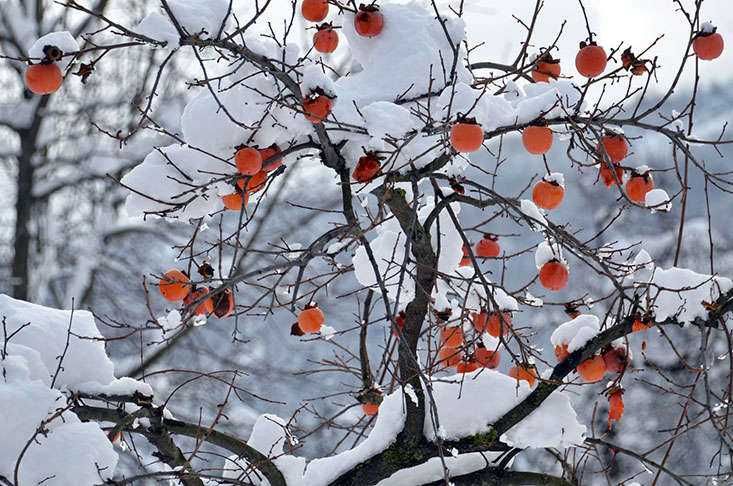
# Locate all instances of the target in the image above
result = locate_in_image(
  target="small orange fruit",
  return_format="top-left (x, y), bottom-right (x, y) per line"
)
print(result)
top-left (522, 125), bottom-right (553, 155)
top-left (353, 153), bottom-right (381, 182)
top-left (298, 304), bottom-right (325, 333)
top-left (237, 170), bottom-right (268, 194)
top-left (599, 134), bottom-right (628, 163)
top-left (475, 346), bottom-right (500, 369)
top-left (235, 147), bottom-right (262, 176)
top-left (602, 347), bottom-right (629, 373)
top-left (626, 171), bottom-right (654, 204)
top-left (608, 388), bottom-right (624, 426)
top-left (159, 269), bottom-right (191, 301)
top-left (539, 259), bottom-right (569, 291)
top-left (184, 287), bottom-right (214, 316)
top-left (301, 0), bottom-right (329, 22)
top-left (438, 346), bottom-right (461, 368)
top-left (575, 42), bottom-right (607, 78)
top-left (532, 178), bottom-right (565, 210)
top-left (354, 4), bottom-right (384, 38)
top-left (314, 24), bottom-right (339, 53)
top-left (532, 53), bottom-right (561, 82)
top-left (487, 311), bottom-right (512, 337)
top-left (508, 364), bottom-right (537, 386)
top-left (455, 357), bottom-right (479, 374)
top-left (599, 161), bottom-right (624, 187)
top-left (303, 93), bottom-right (333, 124)
top-left (25, 63), bottom-right (63, 95)
top-left (450, 119), bottom-right (484, 153)
top-left (441, 326), bottom-right (463, 348)
top-left (693, 30), bottom-right (724, 61)
top-left (222, 192), bottom-right (247, 211)
top-left (260, 144), bottom-right (283, 172)
top-left (577, 355), bottom-right (607, 383)
top-left (475, 234), bottom-right (500, 258)
top-left (459, 244), bottom-right (472, 267)
top-left (362, 402), bottom-right (380, 416)
top-left (632, 316), bottom-right (652, 333)
top-left (554, 343), bottom-right (570, 362)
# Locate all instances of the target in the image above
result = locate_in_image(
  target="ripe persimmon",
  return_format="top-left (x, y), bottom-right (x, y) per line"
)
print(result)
top-left (441, 326), bottom-right (463, 348)
top-left (475, 234), bottom-right (500, 258)
top-left (260, 144), bottom-right (283, 172)
top-left (301, 0), bottom-right (329, 22)
top-left (532, 178), bottom-right (565, 210)
top-left (159, 269), bottom-right (191, 301)
top-left (487, 311), bottom-right (512, 337)
top-left (539, 259), bottom-right (569, 291)
top-left (303, 93), bottom-right (333, 124)
top-left (455, 358), bottom-right (479, 374)
top-left (184, 287), bottom-right (214, 316)
top-left (459, 244), bottom-right (472, 267)
top-left (353, 153), bottom-right (381, 182)
top-left (235, 146), bottom-right (262, 176)
top-left (298, 303), bottom-right (325, 333)
top-left (575, 42), bottom-right (607, 78)
top-left (607, 388), bottom-right (624, 427)
top-left (555, 343), bottom-right (570, 362)
top-left (314, 24), bottom-right (339, 53)
top-left (212, 288), bottom-right (235, 318)
top-left (577, 355), bottom-right (607, 383)
top-left (632, 316), bottom-right (652, 333)
top-left (450, 119), bottom-right (484, 153)
top-left (532, 53), bottom-right (561, 82)
top-left (362, 402), bottom-right (380, 416)
top-left (599, 161), bottom-right (624, 187)
top-left (438, 346), bottom-right (461, 368)
top-left (475, 345), bottom-right (500, 368)
top-left (354, 4), bottom-right (384, 38)
top-left (626, 171), bottom-right (654, 204)
top-left (25, 63), bottom-right (63, 95)
top-left (522, 124), bottom-right (553, 155)
top-left (509, 364), bottom-right (537, 387)
top-left (222, 192), bottom-right (247, 211)
top-left (599, 133), bottom-right (628, 163)
top-left (393, 310), bottom-right (406, 336)
top-left (693, 29), bottom-right (724, 61)
top-left (237, 170), bottom-right (268, 194)
top-left (602, 347), bottom-right (629, 373)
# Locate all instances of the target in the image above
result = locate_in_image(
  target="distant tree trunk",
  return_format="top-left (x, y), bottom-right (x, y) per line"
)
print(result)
top-left (11, 98), bottom-right (46, 300)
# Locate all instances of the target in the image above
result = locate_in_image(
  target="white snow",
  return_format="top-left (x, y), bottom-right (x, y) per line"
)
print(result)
top-left (650, 267), bottom-right (733, 324)
top-left (520, 199), bottom-right (548, 230)
top-left (544, 172), bottom-right (565, 186)
top-left (535, 240), bottom-right (564, 268)
top-left (550, 314), bottom-right (601, 352)
top-left (28, 31), bottom-right (79, 70)
top-left (301, 64), bottom-right (337, 98)
top-left (645, 188), bottom-right (672, 212)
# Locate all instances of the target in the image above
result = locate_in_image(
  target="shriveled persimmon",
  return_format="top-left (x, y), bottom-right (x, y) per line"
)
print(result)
top-left (301, 0), bottom-right (329, 22)
top-left (532, 178), bottom-right (565, 210)
top-left (450, 119), bottom-right (484, 153)
top-left (522, 124), bottom-right (553, 155)
top-left (303, 93), bottom-right (333, 124)
top-left (25, 63), bottom-right (63, 95)
top-left (539, 259), bottom-right (569, 291)
top-left (575, 42), bottom-right (607, 78)
top-left (577, 355), bottom-right (607, 383)
top-left (314, 24), bottom-right (339, 53)
top-left (602, 346), bottom-right (629, 373)
top-left (441, 326), bottom-right (463, 348)
top-left (353, 153), bottom-right (381, 182)
top-left (475, 345), bottom-right (500, 369)
top-left (509, 364), bottom-right (537, 387)
top-left (532, 53), bottom-right (561, 82)
top-left (184, 287), bottom-right (214, 316)
top-left (475, 234), bottom-right (500, 258)
top-left (693, 29), bottom-right (724, 61)
top-left (212, 288), bottom-right (235, 318)
top-left (159, 269), bottom-right (191, 301)
top-left (298, 303), bottom-right (325, 333)
top-left (235, 146), bottom-right (262, 176)
top-left (607, 388), bottom-right (624, 427)
top-left (354, 4), bottom-right (384, 38)
top-left (626, 171), bottom-right (654, 204)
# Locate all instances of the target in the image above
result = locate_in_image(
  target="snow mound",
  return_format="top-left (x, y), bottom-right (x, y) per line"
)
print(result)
top-left (28, 31), bottom-right (79, 70)
top-left (650, 267), bottom-right (733, 324)
top-left (550, 314), bottom-right (601, 352)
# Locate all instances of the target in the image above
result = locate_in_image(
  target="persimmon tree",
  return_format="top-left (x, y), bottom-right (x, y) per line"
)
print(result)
top-left (2, 1), bottom-right (733, 485)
